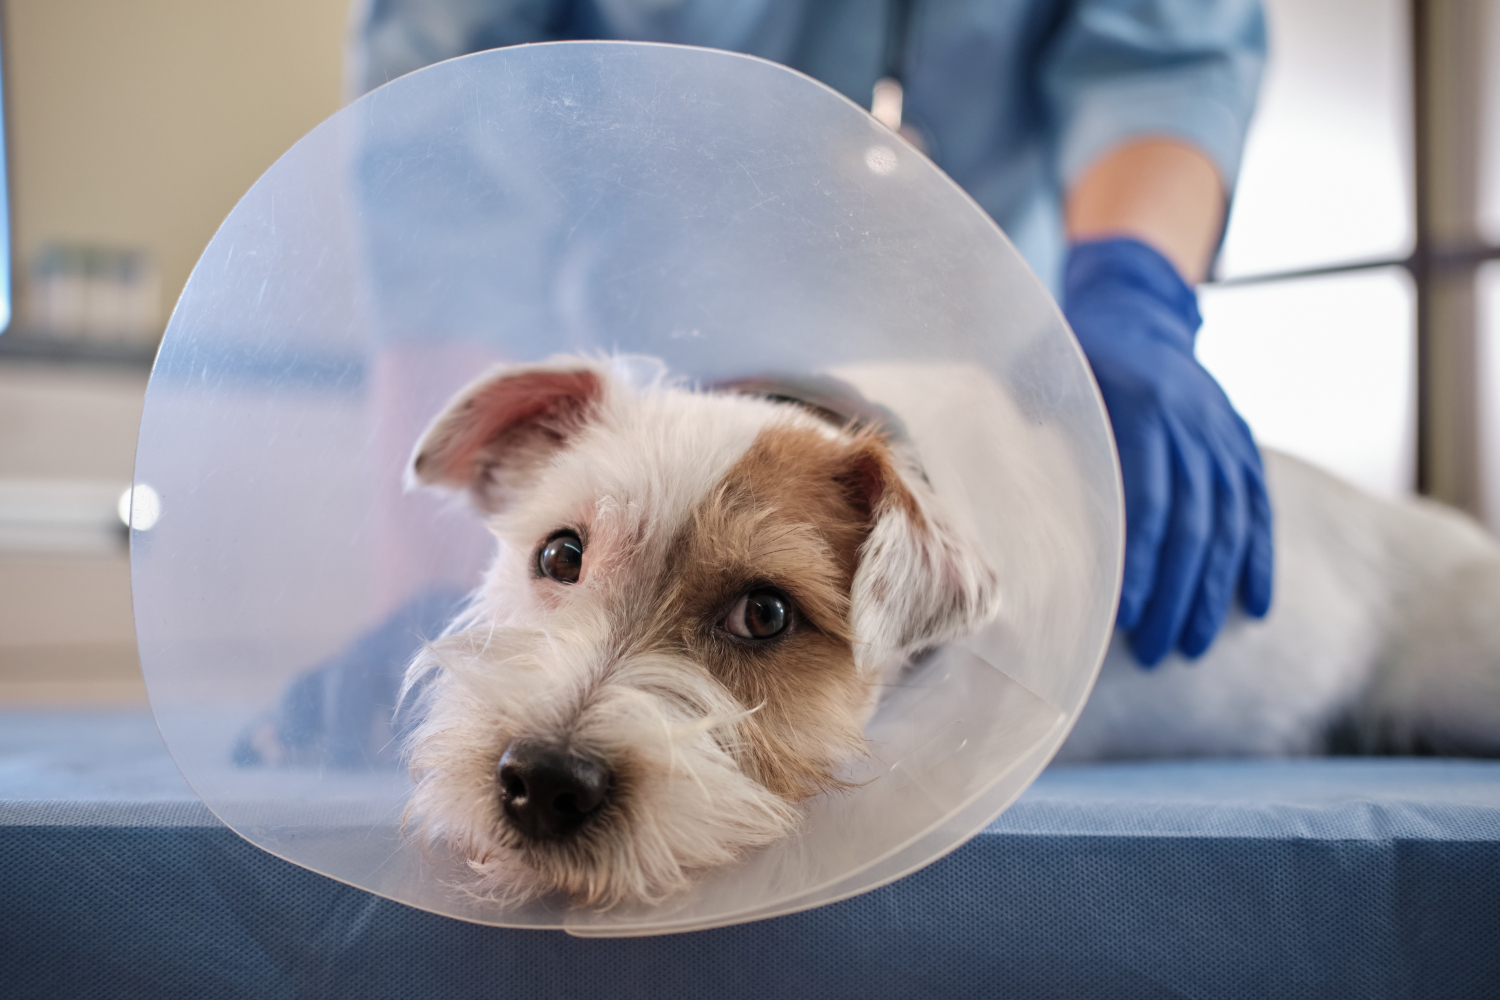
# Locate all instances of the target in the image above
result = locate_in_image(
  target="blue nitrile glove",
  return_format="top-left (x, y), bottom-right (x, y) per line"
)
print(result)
top-left (1064, 237), bottom-right (1273, 666)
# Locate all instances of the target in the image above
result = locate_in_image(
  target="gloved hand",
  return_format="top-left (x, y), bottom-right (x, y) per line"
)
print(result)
top-left (1064, 237), bottom-right (1273, 666)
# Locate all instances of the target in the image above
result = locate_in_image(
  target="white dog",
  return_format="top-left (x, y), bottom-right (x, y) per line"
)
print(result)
top-left (399, 355), bottom-right (1500, 907)
top-left (1063, 445), bottom-right (1500, 762)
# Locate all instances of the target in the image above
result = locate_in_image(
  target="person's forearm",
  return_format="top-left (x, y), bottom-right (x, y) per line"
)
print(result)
top-left (1064, 138), bottom-right (1225, 284)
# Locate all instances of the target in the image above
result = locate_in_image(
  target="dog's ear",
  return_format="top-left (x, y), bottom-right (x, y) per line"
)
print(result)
top-left (407, 362), bottom-right (606, 511)
top-left (839, 437), bottom-right (1001, 665)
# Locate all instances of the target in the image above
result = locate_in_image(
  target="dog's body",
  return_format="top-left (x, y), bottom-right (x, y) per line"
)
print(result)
top-left (400, 355), bottom-right (1500, 907)
top-left (1063, 448), bottom-right (1500, 761)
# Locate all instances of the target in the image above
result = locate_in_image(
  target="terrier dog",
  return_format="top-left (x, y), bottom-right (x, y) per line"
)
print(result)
top-left (400, 354), bottom-right (1500, 907)
top-left (399, 356), bottom-right (1000, 906)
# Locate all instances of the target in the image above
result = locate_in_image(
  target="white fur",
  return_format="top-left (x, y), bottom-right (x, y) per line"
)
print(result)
top-left (403, 617), bottom-right (799, 906)
top-left (851, 487), bottom-right (1001, 676)
top-left (402, 357), bottom-right (996, 906)
top-left (403, 355), bottom-right (1500, 908)
top-left (1059, 449), bottom-right (1500, 760)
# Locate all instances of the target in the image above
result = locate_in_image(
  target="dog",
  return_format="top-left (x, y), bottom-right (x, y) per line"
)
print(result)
top-left (396, 354), bottom-right (1500, 908)
top-left (397, 355), bottom-right (1002, 907)
top-left (1062, 446), bottom-right (1500, 762)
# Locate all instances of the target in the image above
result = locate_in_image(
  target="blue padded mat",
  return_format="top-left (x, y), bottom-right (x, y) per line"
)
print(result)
top-left (3, 710), bottom-right (1498, 1000)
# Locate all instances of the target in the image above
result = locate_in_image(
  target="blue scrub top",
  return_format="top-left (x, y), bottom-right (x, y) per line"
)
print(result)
top-left (353, 0), bottom-right (1265, 293)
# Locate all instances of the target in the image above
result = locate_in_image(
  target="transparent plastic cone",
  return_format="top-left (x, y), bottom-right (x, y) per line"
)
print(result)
top-left (131, 41), bottom-right (1122, 936)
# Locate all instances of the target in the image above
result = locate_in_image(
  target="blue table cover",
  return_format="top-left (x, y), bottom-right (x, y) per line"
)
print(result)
top-left (3, 710), bottom-right (1498, 999)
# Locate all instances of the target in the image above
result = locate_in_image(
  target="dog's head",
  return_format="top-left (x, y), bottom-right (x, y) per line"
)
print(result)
top-left (401, 357), bottom-right (999, 906)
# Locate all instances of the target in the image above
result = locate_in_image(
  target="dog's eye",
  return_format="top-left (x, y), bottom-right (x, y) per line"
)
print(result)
top-left (538, 532), bottom-right (584, 584)
top-left (723, 588), bottom-right (791, 639)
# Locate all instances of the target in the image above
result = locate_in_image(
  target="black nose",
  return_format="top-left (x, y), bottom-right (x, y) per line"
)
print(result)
top-left (496, 742), bottom-right (612, 840)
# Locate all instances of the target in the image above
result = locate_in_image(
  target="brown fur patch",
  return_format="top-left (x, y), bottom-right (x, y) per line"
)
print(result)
top-left (638, 422), bottom-right (914, 801)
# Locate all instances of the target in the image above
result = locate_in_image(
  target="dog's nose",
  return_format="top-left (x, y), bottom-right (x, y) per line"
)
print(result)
top-left (496, 742), bottom-right (611, 840)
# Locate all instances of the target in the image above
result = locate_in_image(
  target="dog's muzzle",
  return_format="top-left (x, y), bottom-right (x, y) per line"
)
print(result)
top-left (496, 741), bottom-right (612, 840)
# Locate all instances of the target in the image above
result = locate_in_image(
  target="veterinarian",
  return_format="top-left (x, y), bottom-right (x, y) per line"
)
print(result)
top-left (352, 0), bottom-right (1272, 667)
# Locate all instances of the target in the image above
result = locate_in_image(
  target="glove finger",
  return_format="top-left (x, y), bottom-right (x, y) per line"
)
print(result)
top-left (1178, 455), bottom-right (1249, 658)
top-left (1113, 408), bottom-right (1172, 632)
top-left (1128, 431), bottom-right (1213, 667)
top-left (1239, 460), bottom-right (1275, 617)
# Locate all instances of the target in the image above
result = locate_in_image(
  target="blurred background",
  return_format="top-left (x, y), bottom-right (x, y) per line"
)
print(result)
top-left (0, 0), bottom-right (349, 703)
top-left (0, 0), bottom-right (1496, 705)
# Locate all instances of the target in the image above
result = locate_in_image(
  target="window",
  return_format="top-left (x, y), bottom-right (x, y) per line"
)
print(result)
top-left (1199, 0), bottom-right (1500, 526)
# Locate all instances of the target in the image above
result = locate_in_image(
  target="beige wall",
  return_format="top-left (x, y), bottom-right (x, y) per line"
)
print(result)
top-left (0, 366), bottom-right (146, 703)
top-left (4, 0), bottom-right (351, 323)
top-left (1, 1), bottom-right (351, 703)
